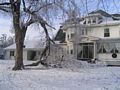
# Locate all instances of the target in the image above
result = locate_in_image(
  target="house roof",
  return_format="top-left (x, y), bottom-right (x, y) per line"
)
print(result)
top-left (87, 20), bottom-right (120, 27)
top-left (4, 40), bottom-right (45, 50)
top-left (89, 10), bottom-right (120, 20)
top-left (100, 20), bottom-right (120, 24)
top-left (54, 27), bottom-right (65, 43)
top-left (112, 14), bottom-right (120, 17)
top-left (89, 10), bottom-right (111, 17)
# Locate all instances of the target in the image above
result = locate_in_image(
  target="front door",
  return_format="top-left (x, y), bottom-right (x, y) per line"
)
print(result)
top-left (77, 43), bottom-right (94, 60)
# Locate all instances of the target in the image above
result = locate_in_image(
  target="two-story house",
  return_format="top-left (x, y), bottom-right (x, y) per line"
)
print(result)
top-left (58, 10), bottom-right (120, 65)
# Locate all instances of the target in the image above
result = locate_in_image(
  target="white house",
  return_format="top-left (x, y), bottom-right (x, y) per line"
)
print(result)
top-left (4, 40), bottom-right (45, 60)
top-left (58, 10), bottom-right (120, 65)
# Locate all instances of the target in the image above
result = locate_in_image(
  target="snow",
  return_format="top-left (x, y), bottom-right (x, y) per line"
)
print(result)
top-left (4, 40), bottom-right (45, 50)
top-left (0, 60), bottom-right (120, 90)
top-left (100, 20), bottom-right (120, 25)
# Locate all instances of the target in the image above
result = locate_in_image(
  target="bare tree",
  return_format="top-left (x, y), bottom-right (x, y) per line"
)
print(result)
top-left (0, 0), bottom-right (80, 70)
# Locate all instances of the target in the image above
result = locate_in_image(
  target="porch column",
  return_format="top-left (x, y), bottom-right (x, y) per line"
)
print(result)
top-left (93, 42), bottom-right (96, 59)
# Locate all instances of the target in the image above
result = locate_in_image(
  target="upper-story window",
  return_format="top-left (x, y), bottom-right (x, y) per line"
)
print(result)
top-left (82, 29), bottom-right (87, 35)
top-left (92, 18), bottom-right (96, 23)
top-left (83, 21), bottom-right (86, 24)
top-left (98, 17), bottom-right (102, 20)
top-left (98, 17), bottom-right (103, 23)
top-left (88, 19), bottom-right (91, 24)
top-left (104, 28), bottom-right (110, 37)
top-left (71, 33), bottom-right (74, 39)
top-left (70, 49), bottom-right (73, 54)
top-left (67, 34), bottom-right (69, 39)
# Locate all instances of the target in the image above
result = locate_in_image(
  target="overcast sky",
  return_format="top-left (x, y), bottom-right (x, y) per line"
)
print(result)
top-left (0, 0), bottom-right (120, 40)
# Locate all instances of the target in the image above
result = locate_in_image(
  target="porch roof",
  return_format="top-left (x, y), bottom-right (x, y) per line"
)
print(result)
top-left (98, 38), bottom-right (120, 43)
top-left (80, 36), bottom-right (100, 42)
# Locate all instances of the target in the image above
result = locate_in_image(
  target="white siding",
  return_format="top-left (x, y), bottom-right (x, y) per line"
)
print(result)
top-left (5, 50), bottom-right (15, 60)
top-left (88, 25), bottom-right (120, 38)
top-left (5, 50), bottom-right (28, 60)
top-left (5, 50), bottom-right (10, 60)
top-left (23, 50), bottom-right (27, 60)
top-left (98, 53), bottom-right (120, 61)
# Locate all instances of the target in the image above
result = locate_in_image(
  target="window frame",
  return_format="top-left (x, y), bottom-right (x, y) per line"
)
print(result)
top-left (10, 51), bottom-right (14, 56)
top-left (71, 33), bottom-right (74, 39)
top-left (104, 28), bottom-right (110, 37)
top-left (70, 49), bottom-right (73, 54)
top-left (67, 34), bottom-right (69, 40)
top-left (81, 29), bottom-right (87, 35)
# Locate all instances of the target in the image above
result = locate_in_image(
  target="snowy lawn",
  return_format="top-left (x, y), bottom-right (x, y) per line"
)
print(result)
top-left (0, 60), bottom-right (120, 90)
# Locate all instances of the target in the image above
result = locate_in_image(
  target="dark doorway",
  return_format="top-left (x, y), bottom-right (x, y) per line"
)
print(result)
top-left (77, 43), bottom-right (94, 60)
top-left (27, 51), bottom-right (36, 60)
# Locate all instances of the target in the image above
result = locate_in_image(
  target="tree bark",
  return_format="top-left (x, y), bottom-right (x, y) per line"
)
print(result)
top-left (13, 30), bottom-right (24, 70)
top-left (11, 0), bottom-right (24, 70)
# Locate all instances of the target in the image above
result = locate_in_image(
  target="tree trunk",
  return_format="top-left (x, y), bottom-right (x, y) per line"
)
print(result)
top-left (11, 0), bottom-right (24, 70)
top-left (12, 30), bottom-right (24, 70)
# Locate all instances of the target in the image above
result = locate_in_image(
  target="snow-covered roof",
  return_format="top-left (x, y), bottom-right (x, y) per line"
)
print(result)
top-left (4, 40), bottom-right (45, 50)
top-left (85, 20), bottom-right (120, 27)
top-left (100, 20), bottom-right (120, 25)
top-left (95, 20), bottom-right (120, 27)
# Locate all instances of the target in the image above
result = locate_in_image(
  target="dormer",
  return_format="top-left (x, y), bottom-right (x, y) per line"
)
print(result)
top-left (83, 13), bottom-right (103, 25)
top-left (82, 10), bottom-right (114, 25)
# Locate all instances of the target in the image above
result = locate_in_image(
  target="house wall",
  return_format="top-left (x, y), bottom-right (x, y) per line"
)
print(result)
top-left (65, 27), bottom-right (74, 56)
top-left (62, 11), bottom-right (120, 64)
top-left (4, 50), bottom-right (11, 60)
top-left (23, 50), bottom-right (27, 60)
top-left (63, 23), bottom-right (120, 60)
top-left (5, 50), bottom-right (28, 60)
top-left (87, 25), bottom-right (120, 38)
top-left (64, 26), bottom-right (82, 57)
top-left (58, 44), bottom-right (67, 54)
top-left (97, 53), bottom-right (120, 61)
top-left (5, 50), bottom-right (15, 60)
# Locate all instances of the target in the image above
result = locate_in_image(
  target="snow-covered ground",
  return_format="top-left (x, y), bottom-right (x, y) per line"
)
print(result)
top-left (0, 60), bottom-right (120, 90)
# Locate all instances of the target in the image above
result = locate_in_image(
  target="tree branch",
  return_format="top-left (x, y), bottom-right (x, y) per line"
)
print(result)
top-left (0, 2), bottom-right (11, 5)
top-left (32, 2), bottom-right (54, 13)
top-left (22, 0), bottom-right (26, 11)
top-left (24, 17), bottom-right (35, 27)
top-left (0, 6), bottom-right (11, 12)
top-left (24, 8), bottom-right (56, 30)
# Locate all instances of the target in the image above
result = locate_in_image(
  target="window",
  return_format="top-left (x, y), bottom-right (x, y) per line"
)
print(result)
top-left (98, 45), bottom-right (106, 53)
top-left (83, 21), bottom-right (86, 24)
top-left (88, 20), bottom-right (91, 24)
top-left (93, 20), bottom-right (96, 23)
top-left (71, 33), bottom-right (74, 39)
top-left (98, 17), bottom-right (102, 20)
top-left (92, 18), bottom-right (96, 23)
top-left (88, 18), bottom-right (91, 24)
top-left (98, 42), bottom-right (120, 53)
top-left (104, 28), bottom-right (110, 37)
top-left (67, 46), bottom-right (69, 54)
top-left (67, 34), bottom-right (69, 40)
top-left (70, 50), bottom-right (73, 54)
top-left (110, 48), bottom-right (118, 53)
top-left (82, 29), bottom-right (87, 35)
top-left (10, 51), bottom-right (14, 56)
